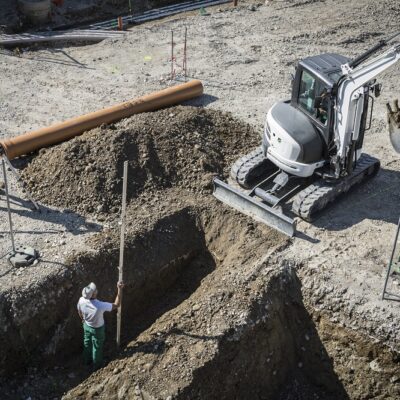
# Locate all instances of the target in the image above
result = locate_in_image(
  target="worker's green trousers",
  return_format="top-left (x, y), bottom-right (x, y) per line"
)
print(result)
top-left (83, 322), bottom-right (105, 368)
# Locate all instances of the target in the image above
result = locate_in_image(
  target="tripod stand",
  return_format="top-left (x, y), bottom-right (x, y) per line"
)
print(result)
top-left (1, 157), bottom-right (39, 267)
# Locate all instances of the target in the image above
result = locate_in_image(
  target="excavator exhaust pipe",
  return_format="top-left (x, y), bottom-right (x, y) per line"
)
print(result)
top-left (0, 80), bottom-right (203, 160)
top-left (387, 99), bottom-right (400, 153)
top-left (213, 177), bottom-right (296, 237)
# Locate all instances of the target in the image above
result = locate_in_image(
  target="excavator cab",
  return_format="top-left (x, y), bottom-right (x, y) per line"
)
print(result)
top-left (297, 70), bottom-right (329, 125)
top-left (262, 54), bottom-right (351, 179)
top-left (289, 54), bottom-right (349, 149)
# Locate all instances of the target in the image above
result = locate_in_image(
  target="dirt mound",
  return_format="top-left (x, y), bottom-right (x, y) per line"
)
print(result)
top-left (22, 106), bottom-right (259, 217)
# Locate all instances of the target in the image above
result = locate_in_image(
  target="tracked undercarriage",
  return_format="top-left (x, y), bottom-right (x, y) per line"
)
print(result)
top-left (213, 148), bottom-right (380, 236)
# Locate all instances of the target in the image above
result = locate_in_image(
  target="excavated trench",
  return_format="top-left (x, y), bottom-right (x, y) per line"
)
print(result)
top-left (1, 103), bottom-right (399, 399)
top-left (2, 203), bottom-right (399, 400)
top-left (0, 206), bottom-right (210, 374)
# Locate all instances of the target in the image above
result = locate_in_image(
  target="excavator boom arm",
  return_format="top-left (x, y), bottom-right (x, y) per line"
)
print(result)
top-left (335, 42), bottom-right (400, 163)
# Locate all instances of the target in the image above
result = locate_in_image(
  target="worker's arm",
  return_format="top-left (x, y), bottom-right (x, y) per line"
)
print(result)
top-left (112, 282), bottom-right (124, 310)
top-left (77, 305), bottom-right (84, 323)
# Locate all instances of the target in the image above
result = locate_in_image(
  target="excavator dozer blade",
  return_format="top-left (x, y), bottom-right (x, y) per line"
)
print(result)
top-left (213, 178), bottom-right (296, 237)
top-left (387, 100), bottom-right (400, 153)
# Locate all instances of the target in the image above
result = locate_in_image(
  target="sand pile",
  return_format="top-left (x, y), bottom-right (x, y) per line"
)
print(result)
top-left (22, 106), bottom-right (260, 216)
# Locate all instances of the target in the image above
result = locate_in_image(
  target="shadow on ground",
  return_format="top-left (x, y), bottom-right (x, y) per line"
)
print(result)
top-left (311, 167), bottom-right (400, 231)
top-left (0, 191), bottom-right (102, 234)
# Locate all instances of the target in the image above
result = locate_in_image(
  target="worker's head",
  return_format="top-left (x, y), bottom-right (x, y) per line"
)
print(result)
top-left (82, 282), bottom-right (97, 300)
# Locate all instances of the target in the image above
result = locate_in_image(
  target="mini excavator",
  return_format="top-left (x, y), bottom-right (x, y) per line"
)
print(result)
top-left (213, 33), bottom-right (400, 236)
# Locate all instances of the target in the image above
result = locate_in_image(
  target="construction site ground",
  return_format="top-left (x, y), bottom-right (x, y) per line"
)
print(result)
top-left (1, 0), bottom-right (400, 399)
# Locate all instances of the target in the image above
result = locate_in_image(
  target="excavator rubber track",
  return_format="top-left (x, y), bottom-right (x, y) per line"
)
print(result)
top-left (230, 146), bottom-right (276, 188)
top-left (292, 153), bottom-right (380, 221)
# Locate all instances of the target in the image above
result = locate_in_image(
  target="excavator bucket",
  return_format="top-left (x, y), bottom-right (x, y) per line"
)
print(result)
top-left (387, 100), bottom-right (400, 153)
top-left (213, 178), bottom-right (296, 237)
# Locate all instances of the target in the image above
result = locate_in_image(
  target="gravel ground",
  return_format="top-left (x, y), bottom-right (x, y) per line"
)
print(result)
top-left (1, 0), bottom-right (400, 398)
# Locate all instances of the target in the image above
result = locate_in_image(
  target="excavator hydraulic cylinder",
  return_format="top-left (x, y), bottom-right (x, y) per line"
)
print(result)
top-left (0, 80), bottom-right (203, 160)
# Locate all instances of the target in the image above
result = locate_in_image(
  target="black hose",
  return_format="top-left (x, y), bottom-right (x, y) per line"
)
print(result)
top-left (348, 41), bottom-right (386, 69)
top-left (348, 31), bottom-right (400, 69)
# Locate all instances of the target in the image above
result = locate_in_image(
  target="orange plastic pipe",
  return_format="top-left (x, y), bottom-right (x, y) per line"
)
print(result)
top-left (0, 80), bottom-right (203, 160)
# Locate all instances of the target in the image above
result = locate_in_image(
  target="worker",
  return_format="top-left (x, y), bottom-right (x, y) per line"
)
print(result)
top-left (77, 281), bottom-right (124, 370)
top-left (316, 88), bottom-right (329, 125)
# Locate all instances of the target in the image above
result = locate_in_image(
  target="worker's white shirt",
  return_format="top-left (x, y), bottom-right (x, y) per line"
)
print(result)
top-left (77, 297), bottom-right (113, 328)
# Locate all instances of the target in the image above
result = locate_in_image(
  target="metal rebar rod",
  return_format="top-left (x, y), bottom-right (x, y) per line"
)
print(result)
top-left (382, 216), bottom-right (400, 299)
top-left (171, 30), bottom-right (174, 80)
top-left (2, 158), bottom-right (15, 253)
top-left (116, 160), bottom-right (128, 348)
top-left (184, 26), bottom-right (187, 82)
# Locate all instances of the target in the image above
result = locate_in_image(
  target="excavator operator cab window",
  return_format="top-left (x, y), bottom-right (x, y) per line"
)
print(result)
top-left (298, 70), bottom-right (329, 126)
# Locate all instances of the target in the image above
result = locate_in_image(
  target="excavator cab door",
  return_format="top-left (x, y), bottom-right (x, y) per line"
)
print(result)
top-left (291, 66), bottom-right (332, 147)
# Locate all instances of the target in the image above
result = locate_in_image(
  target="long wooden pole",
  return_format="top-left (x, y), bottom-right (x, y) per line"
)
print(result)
top-left (116, 161), bottom-right (128, 348)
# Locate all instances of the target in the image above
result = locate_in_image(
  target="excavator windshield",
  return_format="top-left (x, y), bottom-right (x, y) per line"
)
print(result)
top-left (298, 69), bottom-right (329, 125)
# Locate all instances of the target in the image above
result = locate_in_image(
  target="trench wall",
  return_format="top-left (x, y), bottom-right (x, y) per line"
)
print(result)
top-left (175, 269), bottom-right (349, 400)
top-left (0, 207), bottom-right (206, 376)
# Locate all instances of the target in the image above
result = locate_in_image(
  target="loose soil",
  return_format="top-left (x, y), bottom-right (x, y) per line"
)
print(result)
top-left (21, 106), bottom-right (259, 218)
